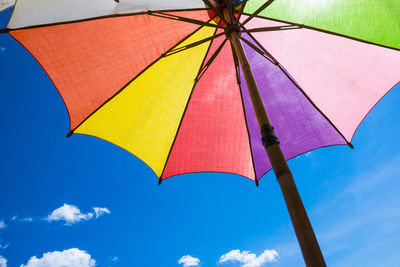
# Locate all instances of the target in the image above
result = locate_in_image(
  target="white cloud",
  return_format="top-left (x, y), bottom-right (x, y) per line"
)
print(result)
top-left (219, 249), bottom-right (279, 267)
top-left (10, 216), bottom-right (34, 223)
top-left (93, 207), bottom-right (110, 218)
top-left (0, 220), bottom-right (6, 229)
top-left (106, 256), bottom-right (118, 266)
top-left (46, 204), bottom-right (110, 225)
top-left (46, 204), bottom-right (93, 225)
top-left (0, 255), bottom-right (6, 267)
top-left (296, 152), bottom-right (312, 159)
top-left (20, 248), bottom-right (95, 267)
top-left (178, 255), bottom-right (200, 267)
top-left (10, 216), bottom-right (34, 222)
top-left (0, 242), bottom-right (9, 251)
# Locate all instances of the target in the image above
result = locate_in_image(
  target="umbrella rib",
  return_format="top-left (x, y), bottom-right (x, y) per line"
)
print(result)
top-left (230, 41), bottom-right (259, 185)
top-left (67, 23), bottom-right (210, 137)
top-left (148, 11), bottom-right (223, 29)
top-left (195, 38), bottom-right (228, 82)
top-left (241, 0), bottom-right (276, 26)
top-left (163, 32), bottom-right (224, 57)
top-left (275, 63), bottom-right (354, 148)
top-left (242, 13), bottom-right (400, 52)
top-left (239, 24), bottom-right (280, 64)
top-left (230, 41), bottom-right (241, 85)
top-left (202, 0), bottom-right (228, 24)
top-left (244, 25), bottom-right (302, 33)
top-left (0, 8), bottom-right (209, 33)
top-left (239, 36), bottom-right (276, 65)
top-left (276, 66), bottom-right (354, 147)
top-left (159, 27), bottom-right (219, 182)
top-left (224, 0), bottom-right (235, 24)
top-left (236, 0), bottom-right (249, 23)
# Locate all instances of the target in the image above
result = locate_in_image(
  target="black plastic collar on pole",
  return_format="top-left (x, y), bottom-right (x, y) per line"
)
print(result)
top-left (261, 123), bottom-right (279, 149)
top-left (224, 24), bottom-right (240, 37)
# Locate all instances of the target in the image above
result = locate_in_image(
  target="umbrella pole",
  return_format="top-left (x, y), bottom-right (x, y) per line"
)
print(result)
top-left (222, 8), bottom-right (326, 267)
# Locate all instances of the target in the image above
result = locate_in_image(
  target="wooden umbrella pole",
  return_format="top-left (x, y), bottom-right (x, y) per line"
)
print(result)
top-left (222, 6), bottom-right (327, 267)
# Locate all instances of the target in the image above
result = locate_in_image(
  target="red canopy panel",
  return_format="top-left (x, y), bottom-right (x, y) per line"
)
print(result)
top-left (162, 37), bottom-right (255, 181)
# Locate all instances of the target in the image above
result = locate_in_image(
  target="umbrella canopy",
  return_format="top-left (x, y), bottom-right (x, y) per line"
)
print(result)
top-left (2, 0), bottom-right (399, 184)
top-left (1, 0), bottom-right (399, 265)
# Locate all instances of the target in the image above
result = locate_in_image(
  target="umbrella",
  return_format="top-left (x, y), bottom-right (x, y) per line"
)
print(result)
top-left (1, 0), bottom-right (399, 265)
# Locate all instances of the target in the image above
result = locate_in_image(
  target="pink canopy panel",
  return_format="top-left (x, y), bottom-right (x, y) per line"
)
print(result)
top-left (243, 17), bottom-right (400, 141)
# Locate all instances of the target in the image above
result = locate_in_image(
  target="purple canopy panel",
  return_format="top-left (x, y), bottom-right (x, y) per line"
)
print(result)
top-left (239, 36), bottom-right (346, 180)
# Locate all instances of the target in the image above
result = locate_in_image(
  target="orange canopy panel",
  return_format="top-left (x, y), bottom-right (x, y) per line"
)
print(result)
top-left (11, 11), bottom-right (209, 130)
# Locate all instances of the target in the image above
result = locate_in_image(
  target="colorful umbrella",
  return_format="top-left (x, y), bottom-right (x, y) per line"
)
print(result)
top-left (1, 0), bottom-right (399, 266)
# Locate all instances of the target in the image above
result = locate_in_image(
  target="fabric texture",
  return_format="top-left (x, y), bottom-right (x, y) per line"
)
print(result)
top-left (0, 0), bottom-right (14, 12)
top-left (245, 0), bottom-right (400, 50)
top-left (11, 11), bottom-right (209, 129)
top-left (6, 3), bottom-right (400, 182)
top-left (243, 17), bottom-right (400, 141)
top-left (162, 33), bottom-right (255, 181)
top-left (239, 33), bottom-right (345, 179)
top-left (8, 0), bottom-right (206, 28)
top-left (75, 25), bottom-right (215, 177)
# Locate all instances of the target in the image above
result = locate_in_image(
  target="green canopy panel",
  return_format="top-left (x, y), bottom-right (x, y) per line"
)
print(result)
top-left (245, 0), bottom-right (400, 50)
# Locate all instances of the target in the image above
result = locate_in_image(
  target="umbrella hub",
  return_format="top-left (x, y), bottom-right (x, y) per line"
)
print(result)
top-left (206, 0), bottom-right (242, 36)
top-left (224, 23), bottom-right (240, 37)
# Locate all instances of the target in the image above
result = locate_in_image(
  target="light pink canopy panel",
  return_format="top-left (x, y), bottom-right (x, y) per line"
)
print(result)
top-left (244, 17), bottom-right (400, 140)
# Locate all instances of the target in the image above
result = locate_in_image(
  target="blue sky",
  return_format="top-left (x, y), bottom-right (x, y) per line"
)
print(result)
top-left (1, 8), bottom-right (400, 267)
